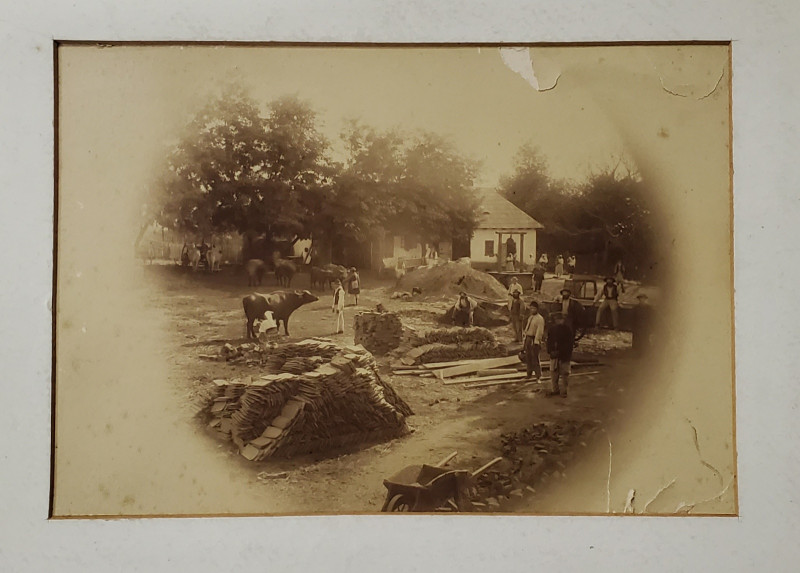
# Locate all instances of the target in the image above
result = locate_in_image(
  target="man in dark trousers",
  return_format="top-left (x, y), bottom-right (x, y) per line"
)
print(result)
top-left (555, 287), bottom-right (584, 336)
top-left (532, 264), bottom-right (545, 293)
top-left (547, 312), bottom-right (574, 397)
top-left (509, 291), bottom-right (524, 342)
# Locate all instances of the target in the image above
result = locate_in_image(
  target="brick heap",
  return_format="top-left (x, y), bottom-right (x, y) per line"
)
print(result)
top-left (353, 311), bottom-right (404, 355)
top-left (206, 340), bottom-right (413, 461)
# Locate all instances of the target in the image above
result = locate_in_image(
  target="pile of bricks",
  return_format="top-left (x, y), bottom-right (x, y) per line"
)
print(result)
top-left (206, 340), bottom-right (413, 461)
top-left (353, 311), bottom-right (404, 355)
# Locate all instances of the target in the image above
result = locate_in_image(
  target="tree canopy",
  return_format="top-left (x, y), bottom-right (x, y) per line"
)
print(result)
top-left (499, 144), bottom-right (658, 279)
top-left (150, 90), bottom-right (482, 256)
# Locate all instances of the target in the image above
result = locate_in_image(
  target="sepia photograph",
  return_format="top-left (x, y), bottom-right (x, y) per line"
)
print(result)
top-left (52, 42), bottom-right (735, 517)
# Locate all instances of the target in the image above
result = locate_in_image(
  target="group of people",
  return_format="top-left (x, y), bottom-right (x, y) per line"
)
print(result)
top-left (510, 293), bottom-right (575, 398)
top-left (536, 253), bottom-right (577, 278)
top-left (330, 267), bottom-right (361, 334)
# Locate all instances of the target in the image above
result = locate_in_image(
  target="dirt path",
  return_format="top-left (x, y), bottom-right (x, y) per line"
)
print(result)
top-left (128, 266), bottom-right (637, 514)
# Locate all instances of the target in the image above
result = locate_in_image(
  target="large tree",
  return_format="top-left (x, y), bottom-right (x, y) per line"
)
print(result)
top-left (336, 122), bottom-right (481, 246)
top-left (500, 144), bottom-right (657, 279)
top-left (153, 87), bottom-right (331, 253)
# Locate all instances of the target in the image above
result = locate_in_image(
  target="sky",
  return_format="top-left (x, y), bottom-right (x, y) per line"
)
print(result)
top-left (57, 44), bottom-right (728, 188)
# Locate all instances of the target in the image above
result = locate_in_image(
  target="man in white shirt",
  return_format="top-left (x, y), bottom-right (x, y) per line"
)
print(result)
top-left (522, 300), bottom-right (545, 380)
top-left (507, 276), bottom-right (524, 309)
top-left (332, 279), bottom-right (346, 334)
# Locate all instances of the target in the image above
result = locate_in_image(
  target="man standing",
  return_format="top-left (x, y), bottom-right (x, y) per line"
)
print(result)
top-left (547, 312), bottom-right (574, 397)
top-left (614, 259), bottom-right (626, 294)
top-left (452, 291), bottom-right (477, 327)
top-left (556, 287), bottom-right (584, 335)
top-left (522, 300), bottom-right (545, 380)
top-left (509, 291), bottom-right (524, 342)
top-left (346, 267), bottom-right (361, 306)
top-left (532, 264), bottom-right (545, 293)
top-left (594, 276), bottom-right (620, 329)
top-left (507, 276), bottom-right (524, 308)
top-left (332, 279), bottom-right (346, 334)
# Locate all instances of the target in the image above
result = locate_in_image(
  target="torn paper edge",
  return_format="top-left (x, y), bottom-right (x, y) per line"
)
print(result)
top-left (499, 47), bottom-right (560, 92)
top-left (687, 418), bottom-right (724, 486)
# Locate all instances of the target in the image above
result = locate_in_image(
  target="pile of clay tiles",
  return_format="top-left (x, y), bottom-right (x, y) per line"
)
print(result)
top-left (353, 311), bottom-right (404, 355)
top-left (206, 339), bottom-right (413, 461)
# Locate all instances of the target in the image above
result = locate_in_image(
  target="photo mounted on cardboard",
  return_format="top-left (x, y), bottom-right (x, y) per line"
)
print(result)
top-left (52, 43), bottom-right (734, 517)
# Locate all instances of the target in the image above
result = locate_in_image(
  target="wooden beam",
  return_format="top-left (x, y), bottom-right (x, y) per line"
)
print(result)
top-left (435, 355), bottom-right (522, 379)
top-left (443, 372), bottom-right (527, 385)
top-left (464, 370), bottom-right (600, 389)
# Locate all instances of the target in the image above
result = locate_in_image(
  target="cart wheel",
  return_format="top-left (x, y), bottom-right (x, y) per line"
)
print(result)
top-left (385, 494), bottom-right (412, 512)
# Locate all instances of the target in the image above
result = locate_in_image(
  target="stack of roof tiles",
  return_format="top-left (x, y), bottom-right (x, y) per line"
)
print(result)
top-left (353, 311), bottom-right (404, 355)
top-left (207, 339), bottom-right (413, 461)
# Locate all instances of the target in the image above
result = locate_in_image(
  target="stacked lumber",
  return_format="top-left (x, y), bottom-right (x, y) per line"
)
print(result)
top-left (353, 311), bottom-right (404, 355)
top-left (205, 341), bottom-right (413, 461)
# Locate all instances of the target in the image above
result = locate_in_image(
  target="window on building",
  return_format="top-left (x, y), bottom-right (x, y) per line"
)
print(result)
top-left (484, 240), bottom-right (495, 257)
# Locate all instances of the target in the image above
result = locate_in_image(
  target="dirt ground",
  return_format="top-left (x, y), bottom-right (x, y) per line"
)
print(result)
top-left (139, 264), bottom-right (640, 514)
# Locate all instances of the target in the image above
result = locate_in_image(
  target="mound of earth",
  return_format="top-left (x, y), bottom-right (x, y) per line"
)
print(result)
top-left (394, 262), bottom-right (508, 300)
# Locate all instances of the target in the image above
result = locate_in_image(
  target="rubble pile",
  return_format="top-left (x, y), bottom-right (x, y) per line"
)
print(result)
top-left (353, 311), bottom-right (404, 355)
top-left (438, 305), bottom-right (508, 328)
top-left (206, 339), bottom-right (343, 369)
top-left (394, 262), bottom-right (508, 300)
top-left (415, 342), bottom-right (507, 365)
top-left (206, 340), bottom-right (414, 461)
top-left (423, 327), bottom-right (496, 346)
top-left (500, 421), bottom-right (598, 484)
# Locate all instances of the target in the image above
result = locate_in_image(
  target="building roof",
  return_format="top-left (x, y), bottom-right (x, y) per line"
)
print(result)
top-left (474, 188), bottom-right (544, 230)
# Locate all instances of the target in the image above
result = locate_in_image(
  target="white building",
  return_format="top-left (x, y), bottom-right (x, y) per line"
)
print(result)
top-left (469, 188), bottom-right (544, 269)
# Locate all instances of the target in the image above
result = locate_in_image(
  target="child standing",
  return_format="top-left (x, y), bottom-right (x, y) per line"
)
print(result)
top-left (332, 279), bottom-right (345, 334)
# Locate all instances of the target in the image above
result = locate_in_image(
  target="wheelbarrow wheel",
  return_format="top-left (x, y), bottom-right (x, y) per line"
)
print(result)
top-left (385, 494), bottom-right (413, 512)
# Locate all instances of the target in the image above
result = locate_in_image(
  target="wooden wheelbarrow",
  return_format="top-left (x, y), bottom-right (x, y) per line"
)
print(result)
top-left (380, 452), bottom-right (504, 512)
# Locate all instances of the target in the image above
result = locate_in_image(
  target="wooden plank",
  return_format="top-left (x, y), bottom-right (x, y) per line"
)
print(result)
top-left (435, 355), bottom-right (522, 379)
top-left (475, 368), bottom-right (520, 377)
top-left (443, 372), bottom-right (527, 385)
top-left (419, 359), bottom-right (483, 369)
top-left (442, 361), bottom-right (600, 383)
top-left (464, 370), bottom-right (600, 389)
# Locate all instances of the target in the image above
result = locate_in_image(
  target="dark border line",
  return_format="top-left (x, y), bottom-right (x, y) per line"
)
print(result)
top-left (49, 39), bottom-right (59, 519)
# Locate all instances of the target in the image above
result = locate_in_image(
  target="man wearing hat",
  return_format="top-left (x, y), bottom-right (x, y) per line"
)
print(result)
top-left (555, 286), bottom-right (584, 334)
top-left (594, 276), bottom-right (620, 329)
top-left (522, 300), bottom-right (545, 380)
top-left (451, 291), bottom-right (477, 327)
top-left (632, 293), bottom-right (654, 357)
top-left (547, 311), bottom-right (574, 397)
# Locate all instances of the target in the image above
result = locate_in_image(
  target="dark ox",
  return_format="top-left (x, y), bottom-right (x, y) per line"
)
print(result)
top-left (274, 258), bottom-right (297, 287)
top-left (309, 264), bottom-right (347, 291)
top-left (245, 259), bottom-right (267, 286)
top-left (243, 290), bottom-right (319, 338)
